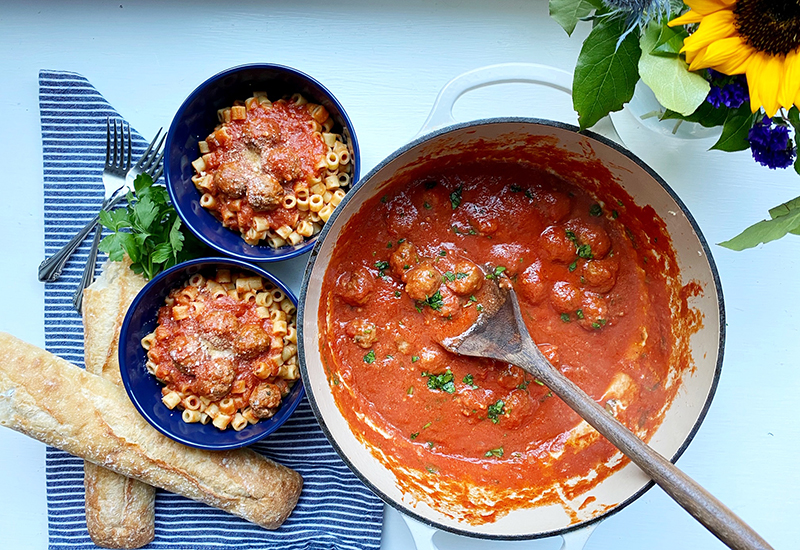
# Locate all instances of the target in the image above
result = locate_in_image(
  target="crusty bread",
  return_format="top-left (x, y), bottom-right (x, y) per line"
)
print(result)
top-left (82, 258), bottom-right (154, 548)
top-left (0, 332), bottom-right (303, 530)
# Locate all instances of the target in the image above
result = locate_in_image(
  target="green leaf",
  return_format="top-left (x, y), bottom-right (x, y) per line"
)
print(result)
top-left (718, 206), bottom-right (800, 251)
top-left (133, 173), bottom-right (154, 197)
top-left (638, 22), bottom-right (709, 116)
top-left (573, 16), bottom-right (642, 130)
top-left (711, 111), bottom-right (756, 152)
top-left (549, 0), bottom-right (596, 36)
top-left (150, 242), bottom-right (173, 264)
top-left (98, 233), bottom-right (125, 262)
top-left (116, 231), bottom-right (141, 262)
top-left (133, 195), bottom-right (159, 231)
top-left (651, 24), bottom-right (689, 57)
top-left (662, 100), bottom-right (730, 128)
top-left (169, 218), bottom-right (185, 253)
top-left (787, 107), bottom-right (800, 176)
top-left (769, 195), bottom-right (800, 236)
top-left (99, 207), bottom-right (130, 231)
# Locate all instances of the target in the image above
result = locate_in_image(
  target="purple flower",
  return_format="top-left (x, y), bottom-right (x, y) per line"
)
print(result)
top-left (705, 71), bottom-right (749, 109)
top-left (748, 116), bottom-right (795, 170)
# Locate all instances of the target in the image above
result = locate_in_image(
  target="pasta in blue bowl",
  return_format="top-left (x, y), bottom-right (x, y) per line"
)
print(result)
top-left (165, 64), bottom-right (360, 262)
top-left (119, 257), bottom-right (304, 450)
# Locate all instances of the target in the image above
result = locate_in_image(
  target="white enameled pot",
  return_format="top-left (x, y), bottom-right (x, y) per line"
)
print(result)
top-left (298, 64), bottom-right (724, 550)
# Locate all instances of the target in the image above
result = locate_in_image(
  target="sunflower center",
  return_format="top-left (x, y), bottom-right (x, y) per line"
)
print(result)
top-left (734, 0), bottom-right (800, 56)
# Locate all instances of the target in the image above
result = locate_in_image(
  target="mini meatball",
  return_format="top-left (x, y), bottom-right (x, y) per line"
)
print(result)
top-left (390, 241), bottom-right (418, 281)
top-left (502, 389), bottom-right (536, 429)
top-left (199, 310), bottom-right (240, 348)
top-left (244, 117), bottom-right (281, 149)
top-left (193, 354), bottom-right (235, 400)
top-left (233, 323), bottom-right (271, 358)
top-left (384, 194), bottom-right (419, 236)
top-left (262, 146), bottom-right (301, 183)
top-left (214, 162), bottom-right (248, 198)
top-left (445, 259), bottom-right (483, 296)
top-left (249, 382), bottom-right (282, 418)
top-left (168, 334), bottom-right (204, 376)
top-left (454, 388), bottom-right (493, 421)
top-left (404, 261), bottom-right (441, 302)
top-left (551, 281), bottom-right (582, 313)
top-left (566, 220), bottom-right (611, 259)
top-left (432, 286), bottom-right (461, 318)
top-left (540, 226), bottom-right (576, 263)
top-left (581, 257), bottom-right (620, 293)
top-left (534, 189), bottom-right (572, 224)
top-left (336, 267), bottom-right (374, 307)
top-left (346, 319), bottom-right (378, 349)
top-left (518, 260), bottom-right (547, 305)
top-left (577, 291), bottom-right (609, 331)
top-left (496, 364), bottom-right (526, 390)
top-left (538, 343), bottom-right (560, 366)
top-left (247, 172), bottom-right (284, 211)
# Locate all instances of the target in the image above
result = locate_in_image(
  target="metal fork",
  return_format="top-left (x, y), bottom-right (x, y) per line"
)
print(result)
top-left (38, 120), bottom-right (164, 282)
top-left (72, 125), bottom-right (165, 312)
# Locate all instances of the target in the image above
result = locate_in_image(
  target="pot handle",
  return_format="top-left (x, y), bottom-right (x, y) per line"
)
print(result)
top-left (400, 513), bottom-right (598, 550)
top-left (417, 62), bottom-right (623, 145)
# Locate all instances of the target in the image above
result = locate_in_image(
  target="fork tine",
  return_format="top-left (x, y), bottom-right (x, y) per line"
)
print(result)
top-left (134, 128), bottom-right (162, 171)
top-left (105, 118), bottom-right (112, 166)
top-left (142, 134), bottom-right (166, 173)
top-left (125, 123), bottom-right (132, 172)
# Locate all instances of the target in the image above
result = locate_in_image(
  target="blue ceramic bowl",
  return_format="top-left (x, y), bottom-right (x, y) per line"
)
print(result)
top-left (165, 64), bottom-right (360, 262)
top-left (119, 257), bottom-right (304, 450)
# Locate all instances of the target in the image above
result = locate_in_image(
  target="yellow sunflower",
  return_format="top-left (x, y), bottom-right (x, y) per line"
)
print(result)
top-left (669, 0), bottom-right (800, 117)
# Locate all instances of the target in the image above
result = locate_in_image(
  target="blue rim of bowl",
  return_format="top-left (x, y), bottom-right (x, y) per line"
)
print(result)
top-left (119, 257), bottom-right (304, 450)
top-left (165, 63), bottom-right (361, 262)
top-left (298, 117), bottom-right (725, 539)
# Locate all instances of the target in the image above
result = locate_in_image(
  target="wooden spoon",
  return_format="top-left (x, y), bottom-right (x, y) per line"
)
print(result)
top-left (440, 277), bottom-right (772, 550)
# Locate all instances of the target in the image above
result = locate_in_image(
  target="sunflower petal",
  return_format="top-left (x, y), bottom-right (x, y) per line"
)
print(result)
top-left (669, 11), bottom-right (705, 26)
top-left (691, 37), bottom-right (753, 75)
top-left (747, 54), bottom-right (783, 117)
top-left (681, 10), bottom-right (738, 57)
top-left (780, 49), bottom-right (800, 110)
top-left (683, 0), bottom-right (736, 15)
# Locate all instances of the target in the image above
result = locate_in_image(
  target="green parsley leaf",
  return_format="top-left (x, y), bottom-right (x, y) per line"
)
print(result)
top-left (565, 229), bottom-right (578, 243)
top-left (423, 369), bottom-right (456, 393)
top-left (394, 290), bottom-right (401, 297)
top-left (374, 260), bottom-right (390, 277)
top-left (589, 203), bottom-right (602, 217)
top-left (410, 432), bottom-right (419, 439)
top-left (363, 350), bottom-right (376, 363)
top-left (576, 308), bottom-right (584, 319)
top-left (418, 290), bottom-right (444, 311)
top-left (487, 400), bottom-right (505, 423)
top-left (509, 184), bottom-right (522, 192)
top-left (484, 447), bottom-right (504, 458)
top-left (568, 260), bottom-right (578, 272)
top-left (561, 313), bottom-right (571, 322)
top-left (463, 374), bottom-right (474, 385)
top-left (423, 201), bottom-right (432, 209)
top-left (485, 266), bottom-right (506, 279)
top-left (412, 356), bottom-right (420, 363)
top-left (450, 185), bottom-right (463, 209)
top-left (576, 244), bottom-right (594, 259)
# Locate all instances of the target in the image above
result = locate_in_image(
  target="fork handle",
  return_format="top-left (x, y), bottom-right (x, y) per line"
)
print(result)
top-left (38, 193), bottom-right (125, 282)
top-left (72, 225), bottom-right (103, 313)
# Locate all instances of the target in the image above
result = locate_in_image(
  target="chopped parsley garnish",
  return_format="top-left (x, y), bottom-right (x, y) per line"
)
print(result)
top-left (576, 244), bottom-right (594, 259)
top-left (510, 184), bottom-right (522, 193)
top-left (592, 318), bottom-right (608, 329)
top-left (450, 185), bottom-right (463, 209)
top-left (422, 369), bottom-right (456, 393)
top-left (424, 180), bottom-right (438, 189)
top-left (363, 350), bottom-right (376, 363)
top-left (561, 313), bottom-right (571, 322)
top-left (517, 379), bottom-right (530, 390)
top-left (485, 447), bottom-right (504, 458)
top-left (438, 250), bottom-right (447, 257)
top-left (612, 209), bottom-right (619, 219)
top-left (565, 229), bottom-right (578, 243)
top-left (380, 195), bottom-right (388, 203)
top-left (524, 189), bottom-right (534, 200)
top-left (398, 238), bottom-right (406, 244)
top-left (568, 260), bottom-right (578, 272)
top-left (485, 265), bottom-right (506, 279)
top-left (374, 260), bottom-right (390, 277)
top-left (476, 304), bottom-right (484, 313)
top-left (407, 387), bottom-right (414, 395)
top-left (534, 379), bottom-right (545, 386)
top-left (443, 271), bottom-right (469, 282)
top-left (411, 355), bottom-right (420, 363)
top-left (487, 400), bottom-right (505, 423)
top-left (418, 290), bottom-right (444, 311)
top-left (423, 201), bottom-right (432, 209)
top-left (576, 309), bottom-right (585, 319)
top-left (469, 295), bottom-right (477, 302)
top-left (423, 422), bottom-right (432, 429)
top-left (463, 374), bottom-right (478, 389)
top-left (410, 432), bottom-right (419, 439)
top-left (387, 242), bottom-right (393, 248)
top-left (394, 290), bottom-right (401, 297)
top-left (589, 203), bottom-right (603, 217)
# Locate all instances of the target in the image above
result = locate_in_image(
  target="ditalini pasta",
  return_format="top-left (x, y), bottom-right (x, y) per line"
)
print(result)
top-left (143, 270), bottom-right (299, 431)
top-left (191, 92), bottom-right (352, 247)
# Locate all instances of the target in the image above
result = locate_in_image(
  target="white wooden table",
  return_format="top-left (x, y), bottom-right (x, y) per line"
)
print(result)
top-left (1, 1), bottom-right (797, 549)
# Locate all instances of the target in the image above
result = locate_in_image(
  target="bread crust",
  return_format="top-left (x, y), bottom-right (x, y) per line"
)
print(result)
top-left (0, 332), bottom-right (303, 530)
top-left (82, 258), bottom-right (154, 548)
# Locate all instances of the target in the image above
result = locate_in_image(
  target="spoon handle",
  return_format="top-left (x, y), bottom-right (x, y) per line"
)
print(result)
top-left (511, 332), bottom-right (771, 550)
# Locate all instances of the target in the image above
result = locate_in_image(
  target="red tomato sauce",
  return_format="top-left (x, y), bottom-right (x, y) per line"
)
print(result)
top-left (319, 152), bottom-right (698, 523)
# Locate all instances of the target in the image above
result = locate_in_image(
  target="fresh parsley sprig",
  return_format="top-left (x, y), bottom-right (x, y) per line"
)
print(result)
top-left (98, 174), bottom-right (205, 280)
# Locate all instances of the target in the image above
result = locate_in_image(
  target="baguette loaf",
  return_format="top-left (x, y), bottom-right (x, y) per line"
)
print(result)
top-left (82, 258), bottom-right (154, 549)
top-left (0, 332), bottom-right (303, 529)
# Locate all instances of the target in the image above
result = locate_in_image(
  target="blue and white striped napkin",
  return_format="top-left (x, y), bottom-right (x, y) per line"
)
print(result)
top-left (40, 69), bottom-right (383, 550)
